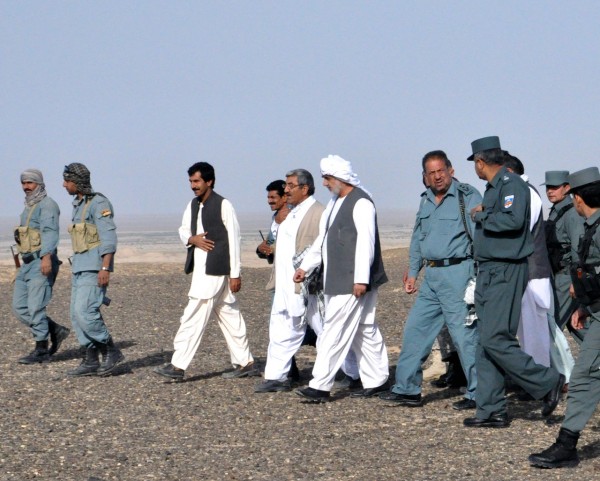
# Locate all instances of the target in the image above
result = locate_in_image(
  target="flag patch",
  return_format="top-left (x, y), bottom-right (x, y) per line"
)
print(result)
top-left (504, 195), bottom-right (514, 208)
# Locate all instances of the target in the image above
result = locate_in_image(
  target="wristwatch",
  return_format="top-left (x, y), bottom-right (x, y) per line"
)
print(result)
top-left (101, 266), bottom-right (110, 271)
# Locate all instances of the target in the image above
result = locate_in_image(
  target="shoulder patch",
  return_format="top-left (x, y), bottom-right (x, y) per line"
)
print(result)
top-left (504, 195), bottom-right (514, 208)
top-left (101, 209), bottom-right (112, 217)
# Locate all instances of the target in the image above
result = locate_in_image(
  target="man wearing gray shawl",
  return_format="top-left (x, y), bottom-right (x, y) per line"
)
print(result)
top-left (13, 169), bottom-right (70, 364)
top-left (294, 155), bottom-right (389, 402)
top-left (63, 163), bottom-right (123, 376)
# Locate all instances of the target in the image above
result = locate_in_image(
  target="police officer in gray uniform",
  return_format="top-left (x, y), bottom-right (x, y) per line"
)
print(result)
top-left (13, 169), bottom-right (70, 363)
top-left (463, 136), bottom-right (564, 428)
top-left (63, 163), bottom-right (124, 377)
top-left (530, 167), bottom-right (600, 468)
top-left (380, 150), bottom-right (480, 409)
top-left (543, 170), bottom-right (586, 342)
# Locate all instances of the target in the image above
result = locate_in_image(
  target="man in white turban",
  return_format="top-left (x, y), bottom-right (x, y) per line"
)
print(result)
top-left (293, 155), bottom-right (389, 402)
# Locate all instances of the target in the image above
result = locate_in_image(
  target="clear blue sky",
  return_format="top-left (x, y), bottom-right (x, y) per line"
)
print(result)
top-left (2, 1), bottom-right (599, 221)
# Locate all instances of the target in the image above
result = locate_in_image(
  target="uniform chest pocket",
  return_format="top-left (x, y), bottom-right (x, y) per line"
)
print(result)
top-left (68, 222), bottom-right (101, 253)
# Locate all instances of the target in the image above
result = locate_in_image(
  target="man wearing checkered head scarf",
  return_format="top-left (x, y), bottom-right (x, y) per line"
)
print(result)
top-left (62, 163), bottom-right (124, 377)
top-left (13, 169), bottom-right (70, 364)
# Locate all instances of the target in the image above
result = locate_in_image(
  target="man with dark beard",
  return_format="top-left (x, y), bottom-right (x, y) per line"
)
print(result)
top-left (63, 163), bottom-right (123, 377)
top-left (13, 169), bottom-right (69, 364)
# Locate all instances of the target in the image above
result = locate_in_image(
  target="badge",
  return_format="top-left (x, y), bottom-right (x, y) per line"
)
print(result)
top-left (504, 195), bottom-right (514, 208)
top-left (101, 209), bottom-right (112, 217)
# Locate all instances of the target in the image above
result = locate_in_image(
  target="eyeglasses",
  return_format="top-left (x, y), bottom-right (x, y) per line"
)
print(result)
top-left (286, 183), bottom-right (305, 190)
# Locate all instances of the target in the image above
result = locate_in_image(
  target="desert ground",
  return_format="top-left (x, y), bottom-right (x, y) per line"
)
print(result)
top-left (1, 248), bottom-right (599, 481)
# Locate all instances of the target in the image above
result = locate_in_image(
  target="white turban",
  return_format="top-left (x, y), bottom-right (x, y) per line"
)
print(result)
top-left (320, 154), bottom-right (372, 198)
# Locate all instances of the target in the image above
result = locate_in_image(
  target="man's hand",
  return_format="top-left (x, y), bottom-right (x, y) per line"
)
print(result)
top-left (470, 205), bottom-right (483, 221)
top-left (189, 232), bottom-right (215, 252)
top-left (98, 270), bottom-right (110, 287)
top-left (403, 272), bottom-right (418, 294)
top-left (274, 205), bottom-right (290, 224)
top-left (353, 283), bottom-right (367, 298)
top-left (40, 254), bottom-right (52, 276)
top-left (257, 240), bottom-right (272, 257)
top-left (571, 307), bottom-right (589, 330)
top-left (293, 268), bottom-right (306, 283)
top-left (229, 277), bottom-right (241, 293)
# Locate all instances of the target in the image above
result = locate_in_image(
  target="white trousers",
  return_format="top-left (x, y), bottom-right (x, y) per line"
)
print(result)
top-left (309, 290), bottom-right (388, 391)
top-left (264, 296), bottom-right (323, 381)
top-left (171, 280), bottom-right (253, 370)
top-left (518, 279), bottom-right (552, 367)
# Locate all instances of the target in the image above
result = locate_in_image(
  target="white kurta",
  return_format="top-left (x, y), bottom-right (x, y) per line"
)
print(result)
top-left (300, 191), bottom-right (389, 391)
top-left (264, 196), bottom-right (322, 381)
top-left (171, 196), bottom-right (252, 370)
top-left (518, 178), bottom-right (551, 367)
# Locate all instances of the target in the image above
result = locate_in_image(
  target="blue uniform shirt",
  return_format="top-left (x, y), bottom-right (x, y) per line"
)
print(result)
top-left (409, 180), bottom-right (482, 278)
top-left (70, 194), bottom-right (117, 274)
top-left (19, 196), bottom-right (60, 257)
top-left (473, 166), bottom-right (533, 262)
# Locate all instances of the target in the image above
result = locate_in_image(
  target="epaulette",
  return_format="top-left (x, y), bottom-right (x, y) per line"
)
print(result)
top-left (457, 183), bottom-right (474, 195)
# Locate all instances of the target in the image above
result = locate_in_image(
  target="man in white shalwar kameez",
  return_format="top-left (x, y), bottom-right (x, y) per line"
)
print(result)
top-left (505, 155), bottom-right (573, 381)
top-left (154, 162), bottom-right (256, 381)
top-left (294, 155), bottom-right (389, 402)
top-left (255, 169), bottom-right (325, 393)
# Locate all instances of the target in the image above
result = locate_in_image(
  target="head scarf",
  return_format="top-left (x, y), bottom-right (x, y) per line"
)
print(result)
top-left (319, 154), bottom-right (372, 198)
top-left (63, 163), bottom-right (94, 196)
top-left (21, 168), bottom-right (47, 206)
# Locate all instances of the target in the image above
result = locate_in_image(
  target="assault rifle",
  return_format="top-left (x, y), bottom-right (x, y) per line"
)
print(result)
top-left (10, 245), bottom-right (20, 269)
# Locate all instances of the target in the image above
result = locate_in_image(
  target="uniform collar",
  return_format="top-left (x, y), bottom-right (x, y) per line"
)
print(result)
top-left (585, 208), bottom-right (600, 226)
top-left (488, 166), bottom-right (509, 188)
top-left (552, 196), bottom-right (573, 211)
top-left (424, 179), bottom-right (458, 202)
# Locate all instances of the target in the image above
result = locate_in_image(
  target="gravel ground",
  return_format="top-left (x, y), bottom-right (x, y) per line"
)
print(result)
top-left (1, 248), bottom-right (599, 481)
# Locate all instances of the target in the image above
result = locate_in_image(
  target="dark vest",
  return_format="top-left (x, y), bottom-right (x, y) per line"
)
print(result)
top-left (528, 184), bottom-right (552, 280)
top-left (325, 188), bottom-right (388, 295)
top-left (545, 203), bottom-right (574, 273)
top-left (184, 192), bottom-right (230, 276)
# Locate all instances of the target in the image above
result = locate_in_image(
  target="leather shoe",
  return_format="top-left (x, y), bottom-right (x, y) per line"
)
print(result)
top-left (542, 374), bottom-right (565, 417)
top-left (333, 375), bottom-right (362, 390)
top-left (463, 412), bottom-right (509, 428)
top-left (295, 387), bottom-right (330, 403)
top-left (350, 381), bottom-right (389, 398)
top-left (378, 392), bottom-right (423, 407)
top-left (153, 363), bottom-right (184, 380)
top-left (255, 379), bottom-right (291, 393)
top-left (452, 398), bottom-right (476, 411)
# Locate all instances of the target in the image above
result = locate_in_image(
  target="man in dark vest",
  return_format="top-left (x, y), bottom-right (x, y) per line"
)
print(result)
top-left (154, 162), bottom-right (257, 381)
top-left (530, 167), bottom-right (600, 469)
top-left (293, 155), bottom-right (389, 402)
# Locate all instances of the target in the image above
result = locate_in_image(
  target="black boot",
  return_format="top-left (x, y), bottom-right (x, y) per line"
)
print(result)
top-left (529, 428), bottom-right (580, 468)
top-left (18, 340), bottom-right (50, 364)
top-left (48, 319), bottom-right (70, 356)
top-left (430, 352), bottom-right (467, 388)
top-left (97, 337), bottom-right (124, 376)
top-left (289, 356), bottom-right (300, 382)
top-left (67, 346), bottom-right (100, 376)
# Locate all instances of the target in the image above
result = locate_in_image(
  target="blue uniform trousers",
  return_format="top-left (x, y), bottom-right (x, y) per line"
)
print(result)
top-left (70, 271), bottom-right (110, 347)
top-left (391, 261), bottom-right (478, 400)
top-left (562, 313), bottom-right (600, 433)
top-left (12, 257), bottom-right (58, 341)
top-left (554, 270), bottom-right (587, 343)
top-left (475, 261), bottom-right (559, 418)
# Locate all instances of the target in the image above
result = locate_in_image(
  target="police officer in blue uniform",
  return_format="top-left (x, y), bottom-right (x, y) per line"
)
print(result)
top-left (380, 150), bottom-right (480, 409)
top-left (463, 136), bottom-right (564, 428)
top-left (530, 167), bottom-right (600, 468)
top-left (63, 163), bottom-right (124, 377)
top-left (543, 170), bottom-right (586, 342)
top-left (13, 169), bottom-right (70, 364)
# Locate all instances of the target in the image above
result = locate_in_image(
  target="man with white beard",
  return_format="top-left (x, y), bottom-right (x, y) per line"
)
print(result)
top-left (294, 155), bottom-right (389, 402)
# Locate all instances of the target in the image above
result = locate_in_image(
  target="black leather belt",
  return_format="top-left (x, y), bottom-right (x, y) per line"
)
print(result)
top-left (425, 257), bottom-right (469, 268)
top-left (21, 251), bottom-right (41, 264)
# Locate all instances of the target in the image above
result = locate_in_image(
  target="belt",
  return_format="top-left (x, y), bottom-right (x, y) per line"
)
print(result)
top-left (21, 251), bottom-right (41, 264)
top-left (425, 257), bottom-right (469, 268)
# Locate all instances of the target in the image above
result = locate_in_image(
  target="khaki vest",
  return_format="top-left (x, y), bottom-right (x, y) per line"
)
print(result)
top-left (68, 200), bottom-right (101, 253)
top-left (15, 204), bottom-right (42, 254)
